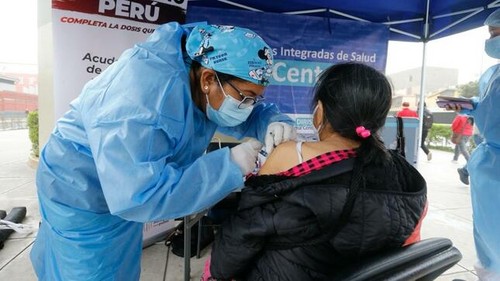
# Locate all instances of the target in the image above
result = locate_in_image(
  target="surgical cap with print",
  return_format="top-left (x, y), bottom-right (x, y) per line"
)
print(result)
top-left (186, 24), bottom-right (273, 86)
top-left (485, 9), bottom-right (500, 27)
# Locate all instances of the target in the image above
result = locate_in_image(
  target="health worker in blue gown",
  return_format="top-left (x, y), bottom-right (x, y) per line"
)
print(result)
top-left (450, 9), bottom-right (500, 281)
top-left (30, 23), bottom-right (296, 280)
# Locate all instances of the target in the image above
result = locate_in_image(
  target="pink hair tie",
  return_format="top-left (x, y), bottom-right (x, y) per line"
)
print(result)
top-left (356, 126), bottom-right (371, 139)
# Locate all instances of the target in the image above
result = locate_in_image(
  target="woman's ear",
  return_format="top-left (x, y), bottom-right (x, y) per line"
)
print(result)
top-left (313, 101), bottom-right (324, 127)
top-left (199, 68), bottom-right (216, 94)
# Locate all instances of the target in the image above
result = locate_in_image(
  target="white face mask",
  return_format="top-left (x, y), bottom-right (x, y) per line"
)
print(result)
top-left (205, 77), bottom-right (254, 127)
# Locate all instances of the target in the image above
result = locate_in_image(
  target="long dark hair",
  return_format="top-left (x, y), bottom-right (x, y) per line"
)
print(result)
top-left (312, 62), bottom-right (392, 166)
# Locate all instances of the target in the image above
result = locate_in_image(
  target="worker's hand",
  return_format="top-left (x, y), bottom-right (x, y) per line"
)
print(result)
top-left (230, 139), bottom-right (263, 176)
top-left (265, 122), bottom-right (297, 154)
top-left (445, 104), bottom-right (462, 112)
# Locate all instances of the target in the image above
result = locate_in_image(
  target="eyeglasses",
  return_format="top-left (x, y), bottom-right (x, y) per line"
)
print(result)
top-left (225, 80), bottom-right (265, 109)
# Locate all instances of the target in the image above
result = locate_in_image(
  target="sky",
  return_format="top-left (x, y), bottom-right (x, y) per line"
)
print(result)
top-left (386, 26), bottom-right (498, 84)
top-left (0, 1), bottom-right (498, 84)
top-left (0, 0), bottom-right (38, 72)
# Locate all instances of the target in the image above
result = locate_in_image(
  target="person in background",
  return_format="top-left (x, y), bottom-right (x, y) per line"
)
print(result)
top-left (450, 114), bottom-right (473, 184)
top-left (202, 63), bottom-right (427, 281)
top-left (420, 102), bottom-right (434, 161)
top-left (447, 9), bottom-right (500, 280)
top-left (397, 101), bottom-right (418, 118)
top-left (472, 123), bottom-right (485, 146)
top-left (30, 23), bottom-right (296, 280)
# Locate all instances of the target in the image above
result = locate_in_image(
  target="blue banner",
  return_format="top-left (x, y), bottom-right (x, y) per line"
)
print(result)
top-left (187, 6), bottom-right (389, 115)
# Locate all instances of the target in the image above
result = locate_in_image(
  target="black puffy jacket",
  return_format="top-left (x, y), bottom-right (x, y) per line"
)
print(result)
top-left (210, 150), bottom-right (427, 281)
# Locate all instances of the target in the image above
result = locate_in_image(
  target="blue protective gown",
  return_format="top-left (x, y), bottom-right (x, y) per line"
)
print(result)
top-left (30, 22), bottom-right (291, 280)
top-left (467, 64), bottom-right (500, 274)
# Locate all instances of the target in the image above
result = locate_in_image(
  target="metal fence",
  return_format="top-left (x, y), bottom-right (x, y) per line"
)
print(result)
top-left (0, 112), bottom-right (28, 130)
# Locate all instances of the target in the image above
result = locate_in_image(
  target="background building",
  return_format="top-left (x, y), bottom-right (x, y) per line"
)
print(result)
top-left (388, 66), bottom-right (458, 97)
top-left (0, 73), bottom-right (38, 130)
top-left (388, 67), bottom-right (459, 123)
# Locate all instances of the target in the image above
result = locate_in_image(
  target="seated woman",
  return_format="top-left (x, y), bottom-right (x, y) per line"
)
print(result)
top-left (204, 62), bottom-right (427, 281)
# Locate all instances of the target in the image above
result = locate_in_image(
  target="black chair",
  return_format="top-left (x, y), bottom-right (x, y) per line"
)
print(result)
top-left (333, 237), bottom-right (463, 281)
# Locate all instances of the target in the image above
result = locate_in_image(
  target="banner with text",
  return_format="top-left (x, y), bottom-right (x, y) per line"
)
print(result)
top-left (187, 6), bottom-right (389, 140)
top-left (52, 0), bottom-right (187, 242)
top-left (51, 0), bottom-right (187, 120)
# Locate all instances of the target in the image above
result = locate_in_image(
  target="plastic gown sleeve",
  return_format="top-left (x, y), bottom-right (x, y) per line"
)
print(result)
top-left (217, 102), bottom-right (294, 143)
top-left (87, 120), bottom-right (243, 222)
top-left (456, 97), bottom-right (479, 115)
top-left (459, 64), bottom-right (496, 116)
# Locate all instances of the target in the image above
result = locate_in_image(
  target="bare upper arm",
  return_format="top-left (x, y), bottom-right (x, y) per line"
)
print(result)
top-left (258, 141), bottom-right (299, 175)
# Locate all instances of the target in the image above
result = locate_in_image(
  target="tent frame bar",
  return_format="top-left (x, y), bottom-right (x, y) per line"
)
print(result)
top-left (214, 0), bottom-right (500, 41)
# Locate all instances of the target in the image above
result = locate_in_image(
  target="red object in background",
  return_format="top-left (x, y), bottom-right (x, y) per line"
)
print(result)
top-left (0, 91), bottom-right (38, 112)
top-left (397, 107), bottom-right (418, 118)
top-left (451, 115), bottom-right (473, 136)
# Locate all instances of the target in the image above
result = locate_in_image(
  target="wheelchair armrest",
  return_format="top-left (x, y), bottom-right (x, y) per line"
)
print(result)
top-left (333, 237), bottom-right (463, 281)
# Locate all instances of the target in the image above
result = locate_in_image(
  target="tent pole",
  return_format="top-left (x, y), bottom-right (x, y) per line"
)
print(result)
top-left (417, 42), bottom-right (427, 164)
top-left (417, 0), bottom-right (431, 164)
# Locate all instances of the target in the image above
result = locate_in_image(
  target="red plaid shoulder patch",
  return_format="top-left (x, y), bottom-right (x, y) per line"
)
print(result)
top-left (278, 149), bottom-right (357, 177)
